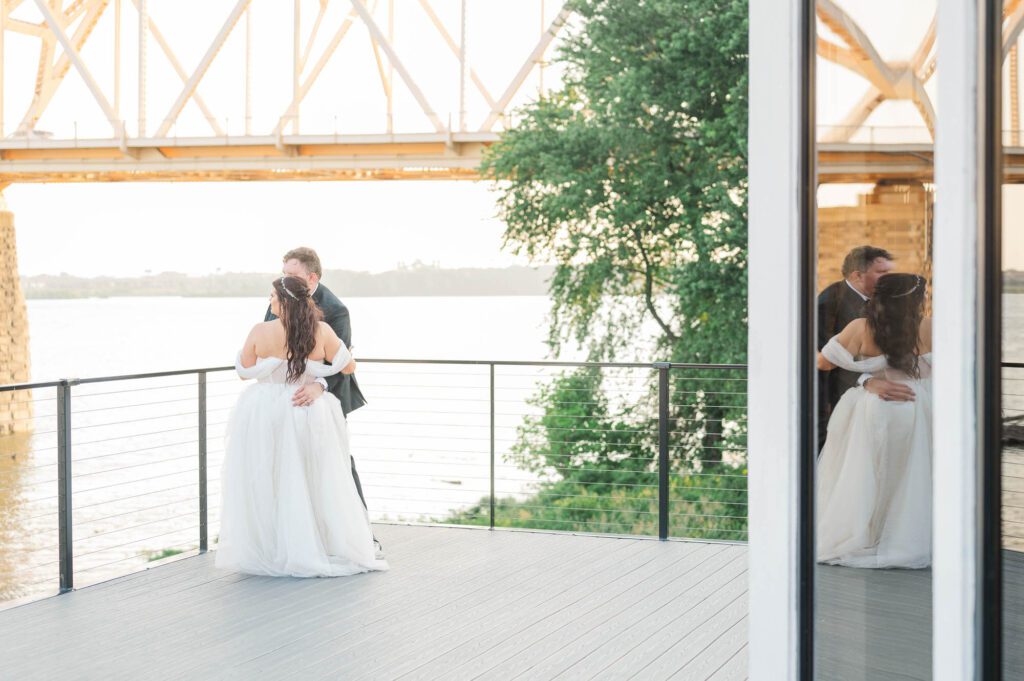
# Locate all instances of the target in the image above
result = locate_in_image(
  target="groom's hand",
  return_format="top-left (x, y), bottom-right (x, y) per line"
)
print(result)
top-left (292, 383), bottom-right (325, 407)
top-left (864, 378), bottom-right (915, 402)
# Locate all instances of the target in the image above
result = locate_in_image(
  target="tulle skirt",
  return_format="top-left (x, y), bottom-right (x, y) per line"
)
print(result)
top-left (215, 383), bottom-right (388, 577)
top-left (816, 379), bottom-right (932, 569)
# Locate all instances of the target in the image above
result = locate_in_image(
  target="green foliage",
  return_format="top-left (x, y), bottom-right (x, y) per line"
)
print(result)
top-left (458, 0), bottom-right (749, 539)
top-left (482, 0), bottom-right (749, 363)
top-left (506, 367), bottom-right (653, 479)
top-left (146, 547), bottom-right (185, 562)
top-left (447, 474), bottom-right (747, 540)
top-left (444, 368), bottom-right (748, 540)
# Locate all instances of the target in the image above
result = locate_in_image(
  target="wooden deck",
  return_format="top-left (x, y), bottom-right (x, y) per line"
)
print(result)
top-left (0, 525), bottom-right (749, 680)
top-left (6, 523), bottom-right (1017, 680)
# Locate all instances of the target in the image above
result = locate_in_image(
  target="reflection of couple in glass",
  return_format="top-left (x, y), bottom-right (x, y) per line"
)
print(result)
top-left (815, 247), bottom-right (932, 569)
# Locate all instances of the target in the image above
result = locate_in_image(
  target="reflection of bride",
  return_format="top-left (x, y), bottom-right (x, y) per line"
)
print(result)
top-left (815, 273), bottom-right (932, 569)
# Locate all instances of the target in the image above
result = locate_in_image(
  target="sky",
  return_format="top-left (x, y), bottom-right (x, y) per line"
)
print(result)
top-left (6, 180), bottom-right (529, 276)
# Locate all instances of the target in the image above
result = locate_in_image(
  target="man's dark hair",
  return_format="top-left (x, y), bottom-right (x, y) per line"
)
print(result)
top-left (841, 245), bottom-right (893, 278)
top-left (282, 247), bottom-right (322, 278)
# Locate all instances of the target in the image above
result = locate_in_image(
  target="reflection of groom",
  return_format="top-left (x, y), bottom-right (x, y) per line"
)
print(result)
top-left (817, 246), bottom-right (912, 452)
top-left (265, 247), bottom-right (370, 506)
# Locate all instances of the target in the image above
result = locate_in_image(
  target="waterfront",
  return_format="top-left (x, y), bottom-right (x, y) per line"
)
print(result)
top-left (0, 295), bottom-right (571, 606)
top-left (0, 293), bottom-right (1021, 608)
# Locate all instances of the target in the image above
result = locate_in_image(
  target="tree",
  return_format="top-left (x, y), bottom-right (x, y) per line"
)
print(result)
top-left (483, 0), bottom-right (748, 367)
top-left (449, 0), bottom-right (749, 538)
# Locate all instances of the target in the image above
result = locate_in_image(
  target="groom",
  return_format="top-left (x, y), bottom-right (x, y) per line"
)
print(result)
top-left (264, 247), bottom-right (372, 507)
top-left (817, 245), bottom-right (913, 451)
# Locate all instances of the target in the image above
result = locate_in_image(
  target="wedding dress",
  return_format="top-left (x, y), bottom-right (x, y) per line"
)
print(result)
top-left (816, 337), bottom-right (932, 569)
top-left (215, 345), bottom-right (388, 577)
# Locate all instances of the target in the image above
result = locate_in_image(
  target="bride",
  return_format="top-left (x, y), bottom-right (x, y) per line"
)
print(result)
top-left (816, 272), bottom-right (932, 569)
top-left (215, 276), bottom-right (388, 577)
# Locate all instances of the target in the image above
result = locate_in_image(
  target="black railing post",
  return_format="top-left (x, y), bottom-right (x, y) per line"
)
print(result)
top-left (489, 363), bottom-right (496, 530)
top-left (655, 362), bottom-right (671, 541)
top-left (56, 379), bottom-right (74, 592)
top-left (198, 371), bottom-right (208, 553)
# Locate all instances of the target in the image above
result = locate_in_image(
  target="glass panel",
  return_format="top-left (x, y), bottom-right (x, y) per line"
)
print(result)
top-left (814, 3), bottom-right (935, 678)
top-left (1003, 1), bottom-right (1024, 673)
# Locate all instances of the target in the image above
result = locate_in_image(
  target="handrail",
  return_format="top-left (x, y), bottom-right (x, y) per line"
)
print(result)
top-left (0, 380), bottom-right (62, 392)
top-left (7, 359), bottom-right (749, 389)
top-left (6, 358), bottom-right (1016, 391)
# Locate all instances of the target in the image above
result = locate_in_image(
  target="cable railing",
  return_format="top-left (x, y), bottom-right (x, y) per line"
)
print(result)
top-left (2, 358), bottom-right (1023, 605)
top-left (349, 360), bottom-right (748, 542)
top-left (0, 358), bottom-right (751, 607)
top-left (1003, 362), bottom-right (1024, 552)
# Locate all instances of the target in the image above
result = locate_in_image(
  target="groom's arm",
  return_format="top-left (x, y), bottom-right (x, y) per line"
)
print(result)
top-left (264, 304), bottom-right (276, 322)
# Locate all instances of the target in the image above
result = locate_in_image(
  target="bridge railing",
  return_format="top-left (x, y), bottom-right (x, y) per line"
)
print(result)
top-left (0, 358), bottom-right (749, 606)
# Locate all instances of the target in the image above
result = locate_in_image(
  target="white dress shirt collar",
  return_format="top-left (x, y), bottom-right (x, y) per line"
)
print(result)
top-left (845, 279), bottom-right (869, 302)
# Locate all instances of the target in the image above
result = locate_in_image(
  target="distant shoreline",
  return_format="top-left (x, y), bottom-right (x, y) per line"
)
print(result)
top-left (20, 266), bottom-right (1024, 299)
top-left (20, 265), bottom-right (555, 300)
top-left (23, 292), bottom-right (553, 300)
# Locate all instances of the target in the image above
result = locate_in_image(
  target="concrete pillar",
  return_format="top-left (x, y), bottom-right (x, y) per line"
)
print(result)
top-left (0, 195), bottom-right (32, 435)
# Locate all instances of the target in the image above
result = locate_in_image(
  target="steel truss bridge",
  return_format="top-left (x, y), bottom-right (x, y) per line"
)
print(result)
top-left (0, 1), bottom-right (1022, 186)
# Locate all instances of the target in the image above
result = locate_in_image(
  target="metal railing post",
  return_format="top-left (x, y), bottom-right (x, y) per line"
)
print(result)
top-left (56, 379), bottom-right (74, 592)
top-left (655, 362), bottom-right (670, 540)
top-left (489, 363), bottom-right (496, 530)
top-left (198, 371), bottom-right (208, 552)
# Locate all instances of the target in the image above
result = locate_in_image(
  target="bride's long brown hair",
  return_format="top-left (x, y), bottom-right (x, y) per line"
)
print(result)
top-left (272, 276), bottom-right (323, 382)
top-left (865, 273), bottom-right (926, 378)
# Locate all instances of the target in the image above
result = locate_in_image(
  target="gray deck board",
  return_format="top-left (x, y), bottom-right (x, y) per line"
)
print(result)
top-left (220, 530), bottom-right (615, 679)
top-left (10, 525), bottom-right (1016, 680)
top-left (706, 646), bottom-right (748, 681)
top-left (595, 570), bottom-right (748, 680)
top-left (386, 541), bottom-right (708, 681)
top-left (467, 545), bottom-right (739, 681)
top-left (328, 538), bottom-right (652, 680)
top-left (0, 526), bottom-right (750, 681)
top-left (669, 615), bottom-right (748, 680)
top-left (546, 548), bottom-right (745, 680)
top-left (815, 564), bottom-right (931, 681)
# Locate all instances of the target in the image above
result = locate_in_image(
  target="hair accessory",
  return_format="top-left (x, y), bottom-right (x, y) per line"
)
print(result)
top-left (279, 277), bottom-right (299, 300)
top-left (891, 275), bottom-right (923, 298)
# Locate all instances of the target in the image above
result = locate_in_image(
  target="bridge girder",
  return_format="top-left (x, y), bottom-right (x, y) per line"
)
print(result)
top-left (0, 132), bottom-right (495, 185)
top-left (0, 0), bottom-right (569, 184)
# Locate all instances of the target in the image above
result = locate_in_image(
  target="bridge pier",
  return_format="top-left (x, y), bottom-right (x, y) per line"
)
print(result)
top-left (818, 181), bottom-right (934, 295)
top-left (0, 197), bottom-right (32, 435)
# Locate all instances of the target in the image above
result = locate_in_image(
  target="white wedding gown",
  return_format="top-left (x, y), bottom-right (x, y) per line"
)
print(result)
top-left (215, 346), bottom-right (389, 577)
top-left (816, 337), bottom-right (932, 569)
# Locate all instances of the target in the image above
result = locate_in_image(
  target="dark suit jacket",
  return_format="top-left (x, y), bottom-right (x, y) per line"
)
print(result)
top-left (817, 280), bottom-right (868, 448)
top-left (265, 283), bottom-right (367, 416)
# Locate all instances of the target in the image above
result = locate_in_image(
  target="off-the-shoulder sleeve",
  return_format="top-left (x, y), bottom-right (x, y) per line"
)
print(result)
top-left (821, 337), bottom-right (886, 373)
top-left (235, 352), bottom-right (282, 380)
top-left (305, 344), bottom-right (352, 378)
